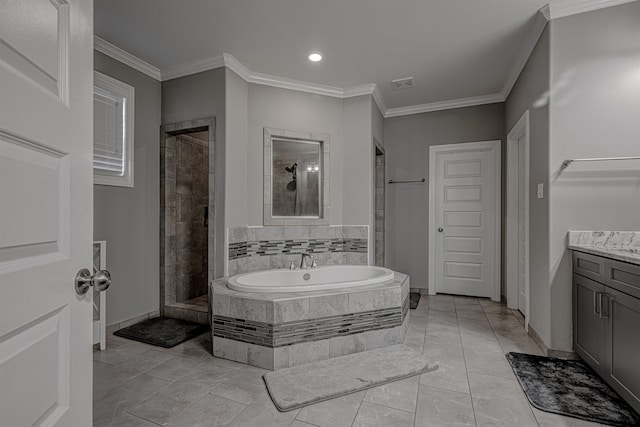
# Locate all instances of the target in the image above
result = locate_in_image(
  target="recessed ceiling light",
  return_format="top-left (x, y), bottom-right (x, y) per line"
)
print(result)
top-left (308, 53), bottom-right (322, 62)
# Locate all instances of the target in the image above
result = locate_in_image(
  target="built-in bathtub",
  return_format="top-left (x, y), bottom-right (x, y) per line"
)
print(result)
top-left (227, 265), bottom-right (395, 293)
top-left (210, 267), bottom-right (410, 370)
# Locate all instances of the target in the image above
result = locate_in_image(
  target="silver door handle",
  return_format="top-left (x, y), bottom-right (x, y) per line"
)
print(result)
top-left (75, 268), bottom-right (111, 295)
top-left (438, 228), bottom-right (444, 232)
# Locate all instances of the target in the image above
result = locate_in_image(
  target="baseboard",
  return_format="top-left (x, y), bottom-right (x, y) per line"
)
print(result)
top-left (106, 310), bottom-right (160, 335)
top-left (527, 324), bottom-right (548, 355)
top-left (410, 288), bottom-right (429, 295)
top-left (527, 325), bottom-right (578, 359)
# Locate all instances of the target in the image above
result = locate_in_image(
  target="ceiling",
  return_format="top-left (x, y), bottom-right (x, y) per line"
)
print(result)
top-left (95, 0), bottom-right (551, 113)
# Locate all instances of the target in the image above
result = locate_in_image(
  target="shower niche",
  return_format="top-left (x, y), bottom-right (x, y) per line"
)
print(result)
top-left (160, 119), bottom-right (215, 324)
top-left (264, 127), bottom-right (330, 225)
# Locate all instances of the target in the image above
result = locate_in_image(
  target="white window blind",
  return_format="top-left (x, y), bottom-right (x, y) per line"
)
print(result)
top-left (93, 71), bottom-right (134, 187)
top-left (94, 87), bottom-right (125, 176)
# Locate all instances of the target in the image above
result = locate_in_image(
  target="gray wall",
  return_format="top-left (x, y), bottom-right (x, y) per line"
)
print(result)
top-left (505, 26), bottom-right (551, 346)
top-left (94, 51), bottom-right (161, 326)
top-left (343, 95), bottom-right (374, 227)
top-left (384, 103), bottom-right (505, 289)
top-left (225, 69), bottom-right (249, 227)
top-left (162, 69), bottom-right (226, 279)
top-left (246, 84), bottom-right (347, 226)
top-left (548, 2), bottom-right (640, 350)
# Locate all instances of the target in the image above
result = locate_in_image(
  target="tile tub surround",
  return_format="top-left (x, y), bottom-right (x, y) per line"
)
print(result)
top-left (210, 272), bottom-right (410, 370)
top-left (568, 230), bottom-right (640, 265)
top-left (227, 225), bottom-right (369, 276)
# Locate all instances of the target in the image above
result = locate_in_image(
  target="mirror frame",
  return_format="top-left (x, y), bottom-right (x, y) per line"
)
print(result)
top-left (264, 127), bottom-right (330, 225)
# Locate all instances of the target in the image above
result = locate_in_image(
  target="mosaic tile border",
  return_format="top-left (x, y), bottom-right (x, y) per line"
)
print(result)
top-left (229, 238), bottom-right (367, 260)
top-left (212, 294), bottom-right (409, 348)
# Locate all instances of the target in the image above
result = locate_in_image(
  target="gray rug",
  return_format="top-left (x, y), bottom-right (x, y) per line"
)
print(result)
top-left (507, 352), bottom-right (640, 426)
top-left (263, 344), bottom-right (438, 411)
top-left (409, 292), bottom-right (421, 309)
top-left (114, 317), bottom-right (209, 348)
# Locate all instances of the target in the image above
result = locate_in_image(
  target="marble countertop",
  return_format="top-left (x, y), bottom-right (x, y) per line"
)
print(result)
top-left (568, 231), bottom-right (640, 266)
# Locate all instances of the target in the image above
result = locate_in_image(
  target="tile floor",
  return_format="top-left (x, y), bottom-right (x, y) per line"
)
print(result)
top-left (94, 295), bottom-right (607, 426)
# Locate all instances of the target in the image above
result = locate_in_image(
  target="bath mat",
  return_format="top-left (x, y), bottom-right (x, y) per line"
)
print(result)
top-left (409, 292), bottom-right (421, 309)
top-left (507, 352), bottom-right (640, 426)
top-left (114, 317), bottom-right (209, 348)
top-left (263, 344), bottom-right (438, 411)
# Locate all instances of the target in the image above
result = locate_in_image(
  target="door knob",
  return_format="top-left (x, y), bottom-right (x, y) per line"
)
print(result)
top-left (75, 268), bottom-right (111, 295)
top-left (438, 227), bottom-right (444, 232)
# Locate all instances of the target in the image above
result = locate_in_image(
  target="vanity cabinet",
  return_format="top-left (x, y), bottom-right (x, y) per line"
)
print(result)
top-left (573, 251), bottom-right (640, 413)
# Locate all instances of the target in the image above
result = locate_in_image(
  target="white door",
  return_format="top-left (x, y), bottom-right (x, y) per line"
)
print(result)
top-left (506, 110), bottom-right (529, 324)
top-left (429, 141), bottom-right (501, 299)
top-left (517, 137), bottom-right (528, 312)
top-left (0, 1), bottom-right (95, 426)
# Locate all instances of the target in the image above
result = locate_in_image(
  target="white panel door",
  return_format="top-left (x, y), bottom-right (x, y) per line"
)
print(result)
top-left (517, 135), bottom-right (528, 312)
top-left (431, 141), bottom-right (501, 298)
top-left (0, 0), bottom-right (94, 426)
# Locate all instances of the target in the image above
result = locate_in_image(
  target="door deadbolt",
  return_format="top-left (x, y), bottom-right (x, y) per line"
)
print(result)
top-left (75, 268), bottom-right (111, 295)
top-left (438, 227), bottom-right (444, 232)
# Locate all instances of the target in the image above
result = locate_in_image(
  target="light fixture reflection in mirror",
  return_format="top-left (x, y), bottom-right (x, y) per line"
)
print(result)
top-left (272, 138), bottom-right (322, 217)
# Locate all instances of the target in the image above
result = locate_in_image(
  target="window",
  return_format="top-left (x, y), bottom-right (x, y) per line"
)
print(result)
top-left (93, 71), bottom-right (134, 187)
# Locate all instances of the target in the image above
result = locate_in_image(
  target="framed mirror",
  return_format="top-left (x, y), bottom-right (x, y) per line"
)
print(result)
top-left (264, 128), bottom-right (330, 225)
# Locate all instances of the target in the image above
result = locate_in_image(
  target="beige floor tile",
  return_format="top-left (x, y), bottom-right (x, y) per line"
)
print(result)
top-left (296, 391), bottom-right (365, 427)
top-left (468, 372), bottom-right (538, 426)
top-left (102, 413), bottom-right (162, 426)
top-left (128, 391), bottom-right (194, 425)
top-left (461, 338), bottom-right (516, 380)
top-left (421, 344), bottom-right (470, 393)
top-left (352, 401), bottom-right (414, 427)
top-left (415, 384), bottom-right (476, 426)
top-left (145, 355), bottom-right (205, 382)
top-left (531, 407), bottom-right (603, 427)
top-left (93, 374), bottom-right (169, 427)
top-left (209, 372), bottom-right (269, 405)
top-left (289, 421), bottom-right (319, 427)
top-left (93, 299), bottom-right (556, 427)
top-left (228, 394), bottom-right (299, 427)
top-left (364, 375), bottom-right (420, 412)
top-left (166, 394), bottom-right (246, 427)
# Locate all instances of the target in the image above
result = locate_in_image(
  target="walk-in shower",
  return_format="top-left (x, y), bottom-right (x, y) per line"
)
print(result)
top-left (160, 119), bottom-right (215, 324)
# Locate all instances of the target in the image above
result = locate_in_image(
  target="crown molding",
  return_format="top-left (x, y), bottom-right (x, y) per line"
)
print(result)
top-left (161, 55), bottom-right (225, 81)
top-left (224, 53), bottom-right (376, 99)
top-left (94, 36), bottom-right (161, 80)
top-left (371, 86), bottom-right (387, 117)
top-left (248, 71), bottom-right (346, 97)
top-left (343, 83), bottom-right (377, 98)
top-left (500, 7), bottom-right (550, 100)
top-left (384, 92), bottom-right (504, 118)
top-left (548, 0), bottom-right (637, 19)
top-left (223, 53), bottom-right (251, 81)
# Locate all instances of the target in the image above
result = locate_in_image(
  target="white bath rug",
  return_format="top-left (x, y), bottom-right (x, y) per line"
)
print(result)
top-left (263, 344), bottom-right (438, 411)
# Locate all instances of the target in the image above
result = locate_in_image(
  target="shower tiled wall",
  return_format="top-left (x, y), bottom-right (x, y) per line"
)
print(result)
top-left (175, 132), bottom-right (209, 302)
top-left (160, 118), bottom-right (215, 324)
top-left (226, 225), bottom-right (368, 276)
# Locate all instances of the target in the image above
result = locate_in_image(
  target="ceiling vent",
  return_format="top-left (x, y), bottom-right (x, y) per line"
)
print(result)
top-left (391, 77), bottom-right (414, 90)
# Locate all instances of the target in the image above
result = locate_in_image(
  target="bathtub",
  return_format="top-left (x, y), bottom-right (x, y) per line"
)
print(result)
top-left (227, 265), bottom-right (395, 293)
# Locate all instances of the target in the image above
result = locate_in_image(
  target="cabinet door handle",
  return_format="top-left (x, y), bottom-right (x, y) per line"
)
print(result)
top-left (594, 291), bottom-right (600, 315)
top-left (599, 293), bottom-right (610, 319)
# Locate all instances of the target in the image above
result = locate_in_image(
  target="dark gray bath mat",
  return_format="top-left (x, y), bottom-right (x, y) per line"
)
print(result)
top-left (409, 292), bottom-right (421, 309)
top-left (507, 352), bottom-right (640, 426)
top-left (263, 344), bottom-right (438, 411)
top-left (114, 317), bottom-right (209, 348)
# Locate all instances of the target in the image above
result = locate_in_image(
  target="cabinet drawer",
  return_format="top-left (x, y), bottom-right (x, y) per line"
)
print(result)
top-left (605, 259), bottom-right (640, 300)
top-left (573, 251), bottom-right (605, 283)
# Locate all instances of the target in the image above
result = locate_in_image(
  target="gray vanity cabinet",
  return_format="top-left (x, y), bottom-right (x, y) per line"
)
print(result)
top-left (572, 251), bottom-right (640, 413)
top-left (573, 274), bottom-right (606, 373)
top-left (605, 286), bottom-right (640, 410)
